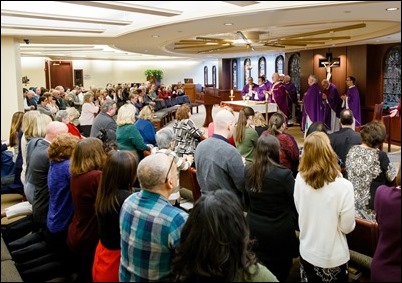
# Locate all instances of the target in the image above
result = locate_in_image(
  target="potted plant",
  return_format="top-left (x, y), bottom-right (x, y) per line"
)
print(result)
top-left (144, 69), bottom-right (164, 83)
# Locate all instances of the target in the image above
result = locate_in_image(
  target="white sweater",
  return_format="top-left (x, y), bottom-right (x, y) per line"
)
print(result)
top-left (294, 173), bottom-right (356, 268)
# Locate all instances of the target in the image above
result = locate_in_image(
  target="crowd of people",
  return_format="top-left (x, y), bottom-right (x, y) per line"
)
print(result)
top-left (1, 76), bottom-right (400, 282)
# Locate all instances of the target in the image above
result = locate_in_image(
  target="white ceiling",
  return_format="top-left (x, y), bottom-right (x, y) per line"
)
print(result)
top-left (1, 1), bottom-right (400, 61)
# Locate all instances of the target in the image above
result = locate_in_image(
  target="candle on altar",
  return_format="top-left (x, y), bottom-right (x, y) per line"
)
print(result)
top-left (230, 89), bottom-right (234, 95)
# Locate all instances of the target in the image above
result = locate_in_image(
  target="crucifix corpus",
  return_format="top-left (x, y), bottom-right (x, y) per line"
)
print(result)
top-left (319, 53), bottom-right (340, 81)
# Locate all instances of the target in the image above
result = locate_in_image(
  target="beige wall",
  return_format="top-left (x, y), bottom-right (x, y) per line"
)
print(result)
top-left (1, 37), bottom-right (23, 140)
top-left (22, 58), bottom-right (218, 89)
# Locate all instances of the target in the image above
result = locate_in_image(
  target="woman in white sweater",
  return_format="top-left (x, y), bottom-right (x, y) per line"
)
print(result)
top-left (294, 132), bottom-right (355, 282)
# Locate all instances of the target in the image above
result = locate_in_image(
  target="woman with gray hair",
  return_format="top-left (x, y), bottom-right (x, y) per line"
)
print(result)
top-left (55, 109), bottom-right (83, 139)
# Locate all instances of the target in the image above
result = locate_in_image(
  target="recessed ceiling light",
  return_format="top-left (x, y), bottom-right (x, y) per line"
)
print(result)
top-left (386, 7), bottom-right (399, 11)
top-left (224, 23), bottom-right (233, 26)
top-left (152, 35), bottom-right (160, 38)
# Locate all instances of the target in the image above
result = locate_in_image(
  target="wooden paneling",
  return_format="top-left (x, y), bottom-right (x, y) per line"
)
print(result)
top-left (184, 83), bottom-right (202, 103)
top-left (218, 59), bottom-right (232, 90)
top-left (299, 49), bottom-right (314, 99)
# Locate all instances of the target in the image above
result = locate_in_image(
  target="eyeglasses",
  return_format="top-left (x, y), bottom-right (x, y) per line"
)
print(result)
top-left (164, 157), bottom-right (175, 183)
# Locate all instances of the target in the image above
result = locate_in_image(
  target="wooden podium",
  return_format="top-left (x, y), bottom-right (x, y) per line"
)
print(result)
top-left (184, 83), bottom-right (202, 103)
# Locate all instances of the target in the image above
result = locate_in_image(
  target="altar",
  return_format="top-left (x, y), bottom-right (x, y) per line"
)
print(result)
top-left (220, 100), bottom-right (278, 114)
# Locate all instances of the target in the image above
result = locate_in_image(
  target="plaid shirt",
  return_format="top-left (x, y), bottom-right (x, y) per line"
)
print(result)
top-left (119, 190), bottom-right (188, 282)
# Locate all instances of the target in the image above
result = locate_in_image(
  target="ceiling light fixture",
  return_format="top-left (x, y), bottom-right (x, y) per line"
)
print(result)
top-left (386, 7), bottom-right (399, 11)
top-left (224, 23), bottom-right (233, 26)
top-left (152, 35), bottom-right (160, 38)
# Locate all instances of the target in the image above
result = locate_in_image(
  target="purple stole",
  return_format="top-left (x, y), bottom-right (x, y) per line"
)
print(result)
top-left (257, 83), bottom-right (269, 101)
top-left (271, 82), bottom-right (288, 117)
top-left (323, 83), bottom-right (342, 128)
top-left (346, 86), bottom-right (362, 126)
top-left (302, 83), bottom-right (324, 131)
top-left (241, 83), bottom-right (258, 100)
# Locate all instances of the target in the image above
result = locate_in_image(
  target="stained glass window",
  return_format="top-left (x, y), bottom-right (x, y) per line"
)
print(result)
top-left (383, 46), bottom-right (401, 107)
top-left (212, 66), bottom-right (217, 87)
top-left (244, 58), bottom-right (251, 83)
top-left (204, 66), bottom-right (208, 85)
top-left (289, 53), bottom-right (301, 96)
top-left (232, 60), bottom-right (238, 89)
top-left (258, 57), bottom-right (266, 78)
top-left (275, 55), bottom-right (284, 74)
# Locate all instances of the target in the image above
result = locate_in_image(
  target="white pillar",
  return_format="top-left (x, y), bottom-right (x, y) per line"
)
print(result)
top-left (1, 36), bottom-right (23, 140)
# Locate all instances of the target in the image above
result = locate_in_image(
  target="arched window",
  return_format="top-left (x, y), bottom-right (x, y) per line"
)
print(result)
top-left (244, 58), bottom-right (251, 84)
top-left (204, 66), bottom-right (208, 85)
top-left (212, 65), bottom-right (217, 87)
top-left (232, 60), bottom-right (238, 89)
top-left (383, 46), bottom-right (401, 107)
top-left (275, 55), bottom-right (284, 74)
top-left (288, 53), bottom-right (301, 96)
top-left (258, 57), bottom-right (266, 78)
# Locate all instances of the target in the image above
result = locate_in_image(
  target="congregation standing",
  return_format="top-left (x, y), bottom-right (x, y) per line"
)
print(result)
top-left (1, 74), bottom-right (400, 283)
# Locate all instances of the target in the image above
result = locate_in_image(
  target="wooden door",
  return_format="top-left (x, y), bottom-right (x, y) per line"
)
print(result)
top-left (48, 60), bottom-right (73, 89)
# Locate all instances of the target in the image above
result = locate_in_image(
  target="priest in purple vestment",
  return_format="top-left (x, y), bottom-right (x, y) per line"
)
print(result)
top-left (322, 79), bottom-right (342, 133)
top-left (267, 73), bottom-right (288, 117)
top-left (284, 75), bottom-right (298, 120)
top-left (341, 76), bottom-right (361, 127)
top-left (241, 77), bottom-right (258, 100)
top-left (256, 76), bottom-right (270, 101)
top-left (302, 75), bottom-right (324, 132)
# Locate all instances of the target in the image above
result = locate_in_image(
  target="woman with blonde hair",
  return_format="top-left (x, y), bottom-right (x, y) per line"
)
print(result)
top-left (116, 103), bottom-right (151, 160)
top-left (253, 111), bottom-right (268, 136)
top-left (234, 106), bottom-right (258, 164)
top-left (22, 113), bottom-right (52, 202)
top-left (173, 104), bottom-right (203, 157)
top-left (20, 110), bottom-right (40, 186)
top-left (78, 92), bottom-right (99, 137)
top-left (294, 132), bottom-right (355, 282)
top-left (134, 105), bottom-right (157, 146)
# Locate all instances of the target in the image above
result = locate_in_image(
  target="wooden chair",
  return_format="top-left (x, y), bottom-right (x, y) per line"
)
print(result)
top-left (346, 217), bottom-right (379, 258)
top-left (179, 167), bottom-right (201, 202)
top-left (372, 102), bottom-right (384, 121)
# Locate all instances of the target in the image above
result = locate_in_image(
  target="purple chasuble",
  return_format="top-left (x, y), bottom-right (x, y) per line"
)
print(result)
top-left (323, 83), bottom-right (342, 128)
top-left (284, 82), bottom-right (298, 115)
top-left (346, 86), bottom-right (361, 126)
top-left (302, 83), bottom-right (324, 130)
top-left (241, 83), bottom-right (259, 100)
top-left (271, 82), bottom-right (289, 117)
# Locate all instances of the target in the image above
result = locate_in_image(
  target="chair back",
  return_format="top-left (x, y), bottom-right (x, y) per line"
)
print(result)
top-left (372, 102), bottom-right (384, 121)
top-left (179, 167), bottom-right (201, 202)
top-left (346, 217), bottom-right (379, 257)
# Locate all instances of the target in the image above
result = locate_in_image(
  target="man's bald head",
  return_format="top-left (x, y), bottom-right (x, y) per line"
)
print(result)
top-left (45, 121), bottom-right (68, 142)
top-left (214, 109), bottom-right (236, 138)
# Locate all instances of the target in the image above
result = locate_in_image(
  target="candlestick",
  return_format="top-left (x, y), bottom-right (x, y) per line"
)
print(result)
top-left (229, 89), bottom-right (235, 101)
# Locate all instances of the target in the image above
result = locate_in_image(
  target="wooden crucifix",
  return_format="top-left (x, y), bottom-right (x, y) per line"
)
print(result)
top-left (319, 53), bottom-right (340, 81)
